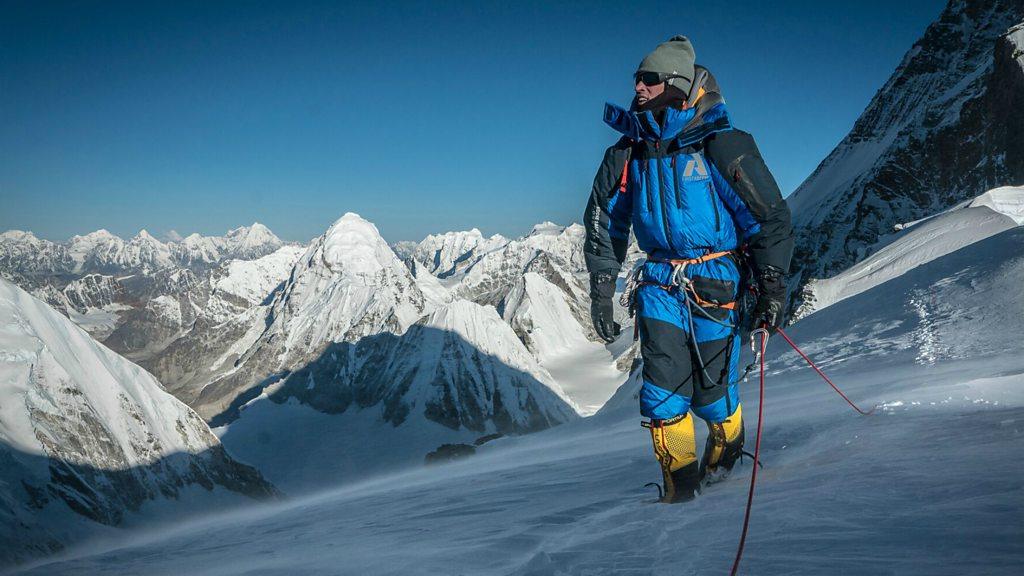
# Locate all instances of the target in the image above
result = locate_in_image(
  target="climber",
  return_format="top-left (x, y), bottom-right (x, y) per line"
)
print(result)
top-left (583, 36), bottom-right (794, 502)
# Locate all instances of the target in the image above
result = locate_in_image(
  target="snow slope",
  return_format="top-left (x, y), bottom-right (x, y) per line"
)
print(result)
top-left (211, 245), bottom-right (305, 308)
top-left (13, 220), bottom-right (1024, 575)
top-left (502, 272), bottom-right (623, 415)
top-left (0, 279), bottom-right (275, 568)
top-left (795, 186), bottom-right (1024, 318)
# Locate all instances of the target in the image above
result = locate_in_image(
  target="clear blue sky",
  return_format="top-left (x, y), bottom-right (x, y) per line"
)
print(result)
top-left (1, 0), bottom-right (945, 243)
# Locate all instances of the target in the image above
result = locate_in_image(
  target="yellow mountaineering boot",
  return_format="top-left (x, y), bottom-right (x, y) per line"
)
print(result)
top-left (648, 413), bottom-right (700, 503)
top-left (701, 403), bottom-right (745, 485)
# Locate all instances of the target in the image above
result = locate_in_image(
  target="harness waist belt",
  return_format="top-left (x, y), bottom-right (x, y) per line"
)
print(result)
top-left (647, 250), bottom-right (735, 266)
top-left (642, 250), bottom-right (738, 310)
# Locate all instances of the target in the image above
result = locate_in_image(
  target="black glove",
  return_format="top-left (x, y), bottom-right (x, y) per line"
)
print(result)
top-left (753, 266), bottom-right (786, 334)
top-left (589, 272), bottom-right (621, 343)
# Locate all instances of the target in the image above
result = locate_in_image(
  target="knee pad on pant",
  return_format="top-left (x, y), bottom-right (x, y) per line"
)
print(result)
top-left (649, 413), bottom-right (699, 502)
top-left (703, 404), bottom-right (744, 473)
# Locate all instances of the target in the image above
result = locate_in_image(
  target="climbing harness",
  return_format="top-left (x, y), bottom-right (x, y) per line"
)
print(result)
top-left (619, 251), bottom-right (740, 335)
top-left (624, 250), bottom-right (741, 416)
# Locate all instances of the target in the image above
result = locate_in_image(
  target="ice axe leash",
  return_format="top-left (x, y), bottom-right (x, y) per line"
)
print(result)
top-left (730, 327), bottom-right (767, 576)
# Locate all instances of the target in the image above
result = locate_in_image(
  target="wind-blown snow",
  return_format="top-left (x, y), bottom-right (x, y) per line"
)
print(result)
top-left (970, 185), bottom-right (1024, 225)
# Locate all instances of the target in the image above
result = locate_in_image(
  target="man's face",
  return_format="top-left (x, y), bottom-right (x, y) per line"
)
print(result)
top-left (635, 77), bottom-right (666, 106)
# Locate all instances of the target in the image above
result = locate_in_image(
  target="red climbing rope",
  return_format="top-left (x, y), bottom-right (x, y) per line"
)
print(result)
top-left (776, 328), bottom-right (876, 416)
top-left (730, 328), bottom-right (767, 576)
top-left (730, 326), bottom-right (875, 574)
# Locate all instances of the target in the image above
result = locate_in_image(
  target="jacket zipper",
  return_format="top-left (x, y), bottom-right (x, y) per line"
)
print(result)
top-left (644, 158), bottom-right (654, 210)
top-left (708, 181), bottom-right (721, 231)
top-left (655, 141), bottom-right (678, 254)
top-left (672, 155), bottom-right (683, 208)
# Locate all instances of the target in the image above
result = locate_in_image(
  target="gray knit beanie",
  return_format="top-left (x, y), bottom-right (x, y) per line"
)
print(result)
top-left (637, 35), bottom-right (696, 94)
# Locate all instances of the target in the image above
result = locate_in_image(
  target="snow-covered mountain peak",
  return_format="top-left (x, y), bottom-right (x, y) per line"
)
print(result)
top-left (68, 229), bottom-right (123, 251)
top-left (523, 223), bottom-right (585, 264)
top-left (1, 230), bottom-right (40, 243)
top-left (529, 221), bottom-right (565, 236)
top-left (73, 229), bottom-right (118, 241)
top-left (446, 221), bottom-right (586, 306)
top-left (408, 228), bottom-right (505, 278)
top-left (133, 229), bottom-right (160, 242)
top-left (188, 214), bottom-right (425, 420)
top-left (230, 221), bottom-right (273, 235)
top-left (224, 221), bottom-right (280, 246)
top-left (321, 212), bottom-right (398, 279)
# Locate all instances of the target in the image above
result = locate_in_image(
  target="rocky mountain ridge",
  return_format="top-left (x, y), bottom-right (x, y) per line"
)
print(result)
top-left (788, 0), bottom-right (1024, 309)
top-left (1, 222), bottom-right (285, 279)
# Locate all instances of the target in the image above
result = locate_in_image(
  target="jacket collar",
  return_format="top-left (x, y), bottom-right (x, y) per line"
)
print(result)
top-left (603, 91), bottom-right (731, 146)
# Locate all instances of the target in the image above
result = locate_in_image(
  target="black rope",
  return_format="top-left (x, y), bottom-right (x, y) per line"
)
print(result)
top-left (644, 482), bottom-right (665, 500)
top-left (741, 450), bottom-right (765, 470)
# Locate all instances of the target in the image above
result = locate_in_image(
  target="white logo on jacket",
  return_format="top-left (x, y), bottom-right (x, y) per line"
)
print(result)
top-left (681, 153), bottom-right (709, 180)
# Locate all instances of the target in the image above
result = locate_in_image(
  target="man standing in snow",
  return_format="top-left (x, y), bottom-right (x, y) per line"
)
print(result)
top-left (583, 36), bottom-right (794, 502)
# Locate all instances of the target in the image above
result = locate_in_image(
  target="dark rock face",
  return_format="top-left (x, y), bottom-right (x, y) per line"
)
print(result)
top-left (788, 0), bottom-right (1024, 310)
top-left (265, 322), bottom-right (576, 436)
top-left (424, 443), bottom-right (476, 464)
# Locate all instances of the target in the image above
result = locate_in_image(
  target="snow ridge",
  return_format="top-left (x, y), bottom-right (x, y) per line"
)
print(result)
top-left (794, 186), bottom-right (1024, 319)
top-left (0, 278), bottom-right (275, 566)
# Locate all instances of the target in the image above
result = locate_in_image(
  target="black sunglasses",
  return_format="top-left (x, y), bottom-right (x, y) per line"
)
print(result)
top-left (634, 71), bottom-right (686, 87)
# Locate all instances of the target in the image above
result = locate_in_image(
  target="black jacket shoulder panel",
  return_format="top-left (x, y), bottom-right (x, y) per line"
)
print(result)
top-left (705, 129), bottom-right (784, 220)
top-left (705, 129), bottom-right (794, 274)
